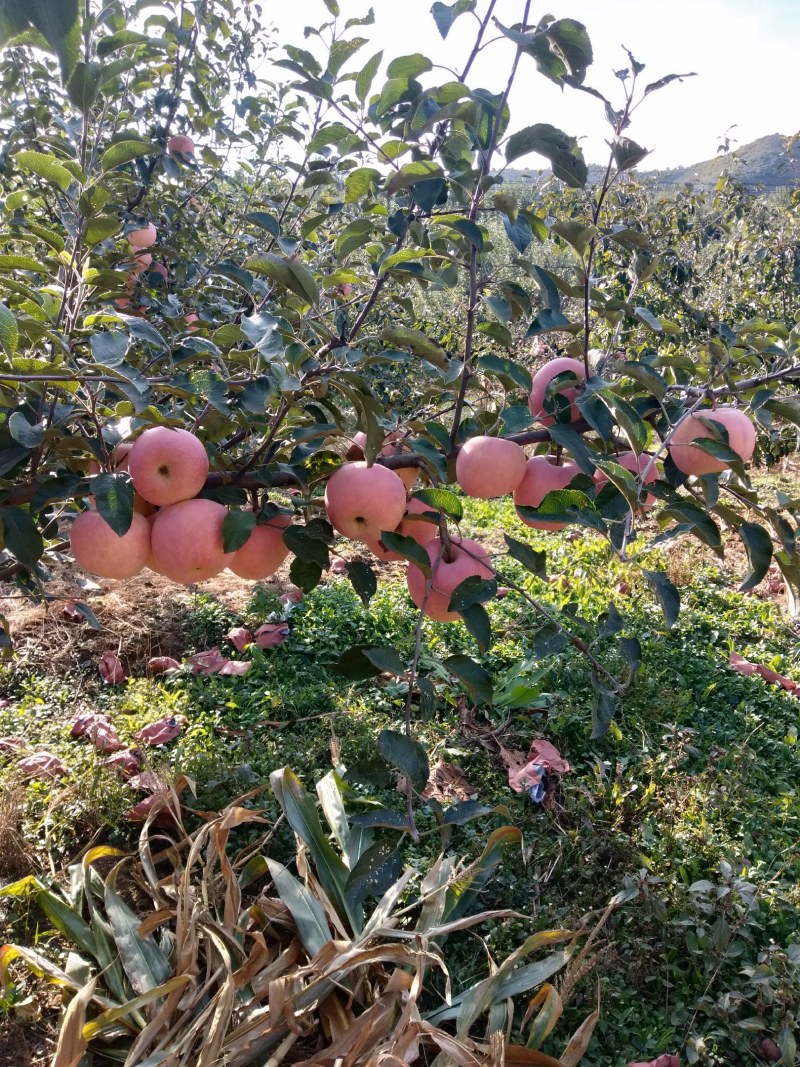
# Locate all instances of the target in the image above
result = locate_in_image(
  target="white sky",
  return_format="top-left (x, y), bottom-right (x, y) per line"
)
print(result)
top-left (265, 0), bottom-right (800, 170)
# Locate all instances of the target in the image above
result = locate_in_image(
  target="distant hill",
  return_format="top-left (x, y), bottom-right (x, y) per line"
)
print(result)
top-left (506, 133), bottom-right (800, 192)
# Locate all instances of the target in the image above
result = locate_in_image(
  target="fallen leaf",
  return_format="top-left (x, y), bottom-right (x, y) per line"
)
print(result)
top-left (134, 715), bottom-right (187, 745)
top-left (528, 739), bottom-right (571, 774)
top-left (127, 794), bottom-right (181, 827)
top-left (62, 599), bottom-right (86, 623)
top-left (423, 759), bottom-right (478, 803)
top-left (330, 557), bottom-right (348, 575)
top-left (101, 749), bottom-right (139, 774)
top-left (0, 736), bottom-right (26, 753)
top-left (147, 656), bottom-right (181, 675)
top-left (89, 720), bottom-right (123, 753)
top-left (730, 651), bottom-right (798, 694)
top-left (495, 586), bottom-right (510, 599)
top-left (130, 771), bottom-right (168, 793)
top-left (280, 587), bottom-right (303, 605)
top-left (98, 652), bottom-right (126, 685)
top-left (627, 1057), bottom-right (680, 1067)
top-left (219, 659), bottom-right (252, 676)
top-left (253, 623), bottom-right (290, 649)
top-left (189, 647), bottom-right (228, 674)
top-left (18, 752), bottom-right (67, 779)
top-left (70, 712), bottom-right (106, 737)
top-left (226, 626), bottom-right (253, 652)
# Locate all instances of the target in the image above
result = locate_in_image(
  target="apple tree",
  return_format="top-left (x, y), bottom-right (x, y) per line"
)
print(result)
top-left (1, 0), bottom-right (799, 761)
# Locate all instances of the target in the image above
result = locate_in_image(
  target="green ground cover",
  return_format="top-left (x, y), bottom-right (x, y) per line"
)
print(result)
top-left (1, 497), bottom-right (799, 1065)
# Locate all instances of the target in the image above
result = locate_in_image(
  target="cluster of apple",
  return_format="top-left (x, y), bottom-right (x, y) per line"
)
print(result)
top-left (70, 357), bottom-right (757, 624)
top-left (70, 426), bottom-right (292, 585)
top-left (114, 219), bottom-right (199, 331)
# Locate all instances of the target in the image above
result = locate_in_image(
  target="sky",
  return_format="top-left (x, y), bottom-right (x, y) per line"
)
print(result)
top-left (264, 0), bottom-right (800, 170)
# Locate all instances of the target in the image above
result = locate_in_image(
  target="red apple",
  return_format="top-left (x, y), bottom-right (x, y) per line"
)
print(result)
top-left (529, 357), bottom-right (586, 425)
top-left (150, 499), bottom-right (234, 583)
top-left (407, 536), bottom-right (493, 622)
top-left (184, 313), bottom-right (200, 333)
top-left (130, 251), bottom-right (152, 274)
top-left (230, 513), bottom-right (292, 580)
top-left (127, 222), bottom-right (157, 249)
top-left (456, 436), bottom-right (527, 498)
top-left (668, 406), bottom-right (756, 476)
top-left (167, 135), bottom-right (195, 155)
top-left (594, 451), bottom-right (658, 509)
top-left (324, 461), bottom-right (407, 542)
top-left (127, 426), bottom-right (209, 507)
top-left (513, 456), bottom-right (580, 531)
top-left (365, 498), bottom-right (439, 562)
top-left (70, 510), bottom-right (151, 580)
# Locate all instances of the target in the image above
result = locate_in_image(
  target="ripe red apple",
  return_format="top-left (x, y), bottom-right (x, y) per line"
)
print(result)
top-left (127, 426), bottom-right (209, 507)
top-left (184, 313), bottom-right (200, 333)
top-left (594, 451), bottom-right (658, 509)
top-left (147, 262), bottom-right (168, 283)
top-left (230, 513), bottom-right (292, 580)
top-left (345, 430), bottom-right (418, 487)
top-left (324, 461), bottom-right (407, 542)
top-left (668, 406), bottom-right (756, 475)
top-left (127, 222), bottom-right (157, 249)
top-left (150, 499), bottom-right (234, 583)
top-left (167, 135), bottom-right (195, 155)
top-left (407, 536), bottom-right (493, 622)
top-left (529, 357), bottom-right (586, 425)
top-left (456, 436), bottom-right (527, 498)
top-left (70, 510), bottom-right (151, 579)
top-left (513, 456), bottom-right (580, 531)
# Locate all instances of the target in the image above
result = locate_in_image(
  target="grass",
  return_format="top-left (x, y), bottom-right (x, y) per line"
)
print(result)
top-left (1, 497), bottom-right (799, 1065)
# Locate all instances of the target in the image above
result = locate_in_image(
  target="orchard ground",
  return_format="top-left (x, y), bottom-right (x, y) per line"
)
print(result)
top-left (1, 471), bottom-right (799, 1067)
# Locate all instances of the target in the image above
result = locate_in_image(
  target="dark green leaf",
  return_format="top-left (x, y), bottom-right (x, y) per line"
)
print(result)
top-left (346, 560), bottom-right (377, 606)
top-left (503, 535), bottom-right (546, 577)
top-left (222, 509), bottom-right (256, 553)
top-left (617, 635), bottom-right (642, 672)
top-left (443, 800), bottom-right (494, 825)
top-left (377, 729), bottom-right (429, 791)
top-left (533, 625), bottom-right (569, 658)
top-left (289, 557), bottom-right (323, 592)
top-left (448, 575), bottom-right (497, 612)
top-left (591, 677), bottom-right (616, 739)
top-left (380, 530), bottom-right (431, 572)
top-left (0, 506), bottom-right (43, 567)
top-left (461, 602), bottom-right (492, 652)
top-left (364, 646), bottom-right (406, 675)
top-left (344, 841), bottom-right (403, 912)
top-left (333, 646), bottom-right (381, 681)
top-left (283, 525), bottom-right (330, 567)
top-left (90, 473), bottom-right (134, 536)
top-left (350, 809), bottom-right (410, 830)
top-left (443, 654), bottom-right (493, 704)
top-left (431, 0), bottom-right (475, 38)
top-left (738, 522), bottom-right (773, 592)
top-left (505, 123), bottom-right (587, 188)
top-left (643, 569), bottom-right (680, 628)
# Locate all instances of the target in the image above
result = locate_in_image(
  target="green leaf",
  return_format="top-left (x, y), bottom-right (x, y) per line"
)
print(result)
top-left (269, 768), bottom-right (351, 922)
top-left (643, 569), bottom-right (680, 629)
top-left (601, 393), bottom-right (649, 454)
top-left (1, 0), bottom-right (82, 79)
top-left (503, 535), bottom-right (546, 577)
top-left (85, 214), bottom-right (122, 245)
top-left (476, 354), bottom-right (532, 392)
top-left (738, 521), bottom-right (773, 591)
top-left (67, 60), bottom-right (103, 110)
top-left (633, 306), bottom-right (662, 332)
top-left (443, 654), bottom-right (493, 704)
top-left (344, 841), bottom-right (403, 912)
top-left (502, 212), bottom-right (534, 254)
top-left (89, 331), bottom-right (128, 365)
top-left (379, 325), bottom-right (448, 367)
top-left (385, 160), bottom-right (444, 195)
top-left (350, 809), bottom-right (410, 831)
top-left (246, 211), bottom-right (280, 236)
top-left (222, 509), bottom-right (256, 553)
top-left (13, 149), bottom-right (73, 191)
top-left (244, 253), bottom-right (319, 306)
top-left (447, 218), bottom-right (484, 250)
top-left (355, 50), bottom-right (382, 103)
top-left (346, 560), bottom-right (377, 606)
top-left (377, 729), bottom-right (429, 791)
top-left (612, 137), bottom-right (650, 172)
top-left (411, 486), bottom-right (462, 521)
top-left (431, 0), bottom-right (475, 38)
top-left (90, 473), bottom-right (134, 536)
top-left (551, 219), bottom-right (597, 257)
top-left (8, 411), bottom-right (44, 448)
top-left (334, 646), bottom-right (381, 681)
top-left (0, 302), bottom-right (18, 359)
top-left (104, 872), bottom-right (171, 994)
top-left (506, 123), bottom-right (587, 189)
top-left (36, 889), bottom-right (96, 957)
top-left (100, 139), bottom-right (155, 172)
top-left (443, 800), bottom-right (495, 825)
top-left (591, 675), bottom-right (616, 739)
top-left (266, 858), bottom-right (332, 957)
top-left (386, 53), bottom-right (431, 79)
top-left (322, 0), bottom-right (340, 14)
top-left (0, 506), bottom-right (43, 566)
